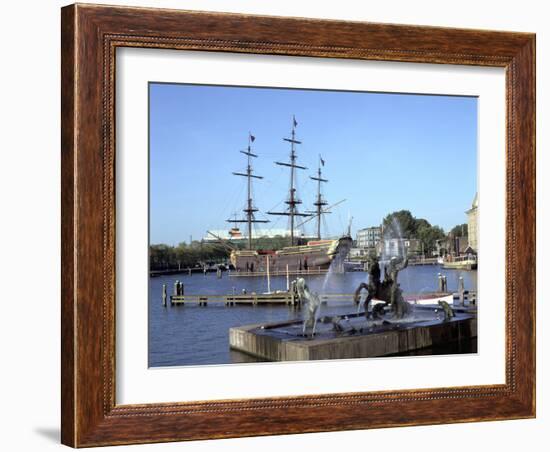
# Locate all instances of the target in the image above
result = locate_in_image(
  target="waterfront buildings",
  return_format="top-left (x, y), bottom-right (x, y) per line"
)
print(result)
top-left (353, 227), bottom-right (425, 259)
top-left (349, 226), bottom-right (382, 260)
top-left (436, 235), bottom-right (470, 257)
top-left (379, 237), bottom-right (421, 258)
top-left (466, 193), bottom-right (478, 252)
top-left (356, 226), bottom-right (381, 249)
top-left (348, 247), bottom-right (370, 259)
top-left (434, 193), bottom-right (478, 260)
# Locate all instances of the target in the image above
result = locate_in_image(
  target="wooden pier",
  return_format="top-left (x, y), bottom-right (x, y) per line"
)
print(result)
top-left (150, 267), bottom-right (222, 277)
top-left (408, 257), bottom-right (440, 266)
top-left (168, 291), bottom-right (475, 307)
top-left (169, 292), bottom-right (353, 306)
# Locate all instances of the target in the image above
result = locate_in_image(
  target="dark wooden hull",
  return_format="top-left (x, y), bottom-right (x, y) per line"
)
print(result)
top-left (230, 237), bottom-right (352, 272)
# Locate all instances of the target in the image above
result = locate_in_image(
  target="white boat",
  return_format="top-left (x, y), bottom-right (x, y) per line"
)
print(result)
top-left (441, 255), bottom-right (477, 270)
top-left (405, 293), bottom-right (454, 305)
top-left (368, 293), bottom-right (453, 306)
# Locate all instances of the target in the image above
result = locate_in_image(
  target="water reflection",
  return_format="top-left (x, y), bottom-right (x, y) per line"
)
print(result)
top-left (148, 266), bottom-right (477, 367)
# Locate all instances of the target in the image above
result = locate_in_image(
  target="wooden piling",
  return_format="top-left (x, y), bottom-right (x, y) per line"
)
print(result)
top-left (458, 276), bottom-right (465, 306)
top-left (438, 274), bottom-right (447, 292)
top-left (286, 264), bottom-right (290, 291)
top-left (162, 284), bottom-right (167, 307)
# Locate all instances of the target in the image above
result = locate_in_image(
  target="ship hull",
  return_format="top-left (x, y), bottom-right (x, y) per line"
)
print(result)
top-left (442, 260), bottom-right (477, 270)
top-left (230, 237), bottom-right (352, 273)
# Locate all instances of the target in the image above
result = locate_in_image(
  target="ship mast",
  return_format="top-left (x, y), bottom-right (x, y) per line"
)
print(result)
top-left (227, 134), bottom-right (269, 250)
top-left (309, 156), bottom-right (328, 240)
top-left (267, 116), bottom-right (310, 246)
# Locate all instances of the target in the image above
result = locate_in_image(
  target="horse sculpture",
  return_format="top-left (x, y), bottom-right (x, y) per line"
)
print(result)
top-left (295, 277), bottom-right (321, 337)
top-left (353, 256), bottom-right (410, 319)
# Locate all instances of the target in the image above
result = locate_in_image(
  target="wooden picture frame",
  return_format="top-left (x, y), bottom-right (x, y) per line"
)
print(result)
top-left (61, 3), bottom-right (535, 447)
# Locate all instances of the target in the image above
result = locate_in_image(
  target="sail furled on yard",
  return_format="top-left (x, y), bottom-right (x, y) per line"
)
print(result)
top-left (267, 116), bottom-right (312, 246)
top-left (308, 156), bottom-right (329, 240)
top-left (228, 133), bottom-right (269, 249)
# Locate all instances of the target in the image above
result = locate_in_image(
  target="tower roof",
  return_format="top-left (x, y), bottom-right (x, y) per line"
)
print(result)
top-left (471, 192), bottom-right (478, 209)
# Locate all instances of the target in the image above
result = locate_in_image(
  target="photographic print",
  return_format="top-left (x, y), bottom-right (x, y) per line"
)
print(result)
top-left (148, 83), bottom-right (478, 367)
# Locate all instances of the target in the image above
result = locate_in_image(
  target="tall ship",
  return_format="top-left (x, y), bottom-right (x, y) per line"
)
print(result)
top-left (220, 117), bottom-right (352, 274)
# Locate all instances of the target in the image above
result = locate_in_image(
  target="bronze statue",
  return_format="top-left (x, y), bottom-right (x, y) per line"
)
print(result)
top-left (295, 278), bottom-right (321, 337)
top-left (438, 300), bottom-right (455, 321)
top-left (387, 256), bottom-right (410, 319)
top-left (354, 257), bottom-right (383, 318)
top-left (368, 258), bottom-right (381, 293)
top-left (353, 255), bottom-right (410, 319)
top-left (371, 302), bottom-right (386, 319)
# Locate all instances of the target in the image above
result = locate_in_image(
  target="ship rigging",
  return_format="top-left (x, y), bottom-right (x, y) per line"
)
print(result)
top-left (214, 116), bottom-right (352, 275)
top-left (227, 133), bottom-right (269, 250)
top-left (308, 156), bottom-right (329, 241)
top-left (267, 116), bottom-right (311, 246)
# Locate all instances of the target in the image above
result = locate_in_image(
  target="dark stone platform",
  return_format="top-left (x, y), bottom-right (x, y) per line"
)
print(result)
top-left (229, 310), bottom-right (477, 362)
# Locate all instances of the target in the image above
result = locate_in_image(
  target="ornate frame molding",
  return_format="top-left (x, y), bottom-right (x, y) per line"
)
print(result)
top-left (62, 4), bottom-right (535, 447)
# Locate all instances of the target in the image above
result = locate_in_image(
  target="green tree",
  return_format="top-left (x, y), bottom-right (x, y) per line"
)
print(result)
top-left (417, 224), bottom-right (445, 255)
top-left (149, 244), bottom-right (176, 269)
top-left (252, 235), bottom-right (290, 250)
top-left (450, 223), bottom-right (468, 237)
top-left (149, 241), bottom-right (229, 271)
top-left (381, 210), bottom-right (446, 256)
top-left (415, 218), bottom-right (431, 231)
top-left (382, 210), bottom-right (417, 238)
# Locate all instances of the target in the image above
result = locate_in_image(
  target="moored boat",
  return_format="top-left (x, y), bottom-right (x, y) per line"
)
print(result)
top-left (230, 236), bottom-right (352, 272)
top-left (217, 116), bottom-right (351, 275)
top-left (442, 255), bottom-right (477, 270)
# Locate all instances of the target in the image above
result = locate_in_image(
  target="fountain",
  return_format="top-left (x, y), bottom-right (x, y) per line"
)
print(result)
top-left (353, 255), bottom-right (411, 320)
top-left (228, 221), bottom-right (477, 362)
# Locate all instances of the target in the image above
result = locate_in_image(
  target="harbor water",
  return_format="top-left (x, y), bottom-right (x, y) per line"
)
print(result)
top-left (148, 265), bottom-right (477, 367)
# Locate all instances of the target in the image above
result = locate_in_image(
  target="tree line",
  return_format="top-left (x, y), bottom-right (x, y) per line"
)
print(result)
top-left (149, 236), bottom-right (295, 271)
top-left (150, 214), bottom-right (469, 269)
top-left (381, 210), bottom-right (467, 256)
top-left (149, 242), bottom-right (229, 271)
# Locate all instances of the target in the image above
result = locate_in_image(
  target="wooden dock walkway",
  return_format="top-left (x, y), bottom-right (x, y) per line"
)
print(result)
top-left (408, 257), bottom-right (440, 266)
top-left (170, 292), bottom-right (477, 306)
top-left (169, 293), bottom-right (354, 306)
top-left (168, 291), bottom-right (476, 307)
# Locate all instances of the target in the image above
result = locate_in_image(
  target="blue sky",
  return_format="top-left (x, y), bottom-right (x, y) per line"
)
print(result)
top-left (149, 83), bottom-right (477, 245)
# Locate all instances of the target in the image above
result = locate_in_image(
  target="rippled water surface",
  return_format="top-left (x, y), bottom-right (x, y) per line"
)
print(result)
top-left (148, 266), bottom-right (477, 367)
